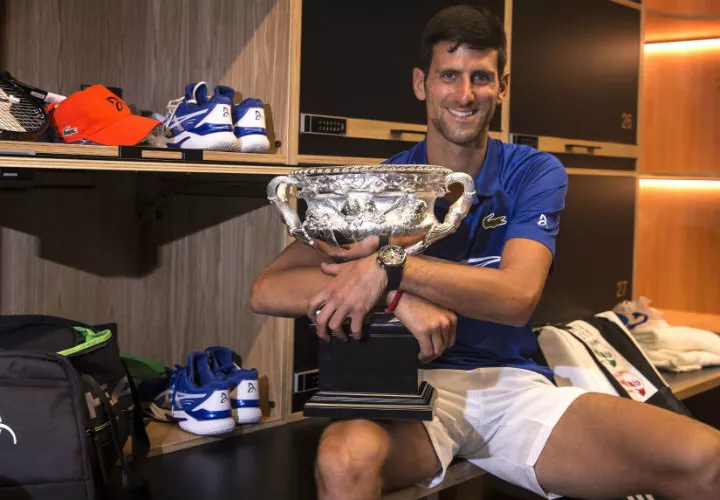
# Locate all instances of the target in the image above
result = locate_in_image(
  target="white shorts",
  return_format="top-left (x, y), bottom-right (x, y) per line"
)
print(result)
top-left (419, 366), bottom-right (587, 498)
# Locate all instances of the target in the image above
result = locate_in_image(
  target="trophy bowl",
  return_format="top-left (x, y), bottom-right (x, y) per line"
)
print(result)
top-left (267, 165), bottom-right (476, 255)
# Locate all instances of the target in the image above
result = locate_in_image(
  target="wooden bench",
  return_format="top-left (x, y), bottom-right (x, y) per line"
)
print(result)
top-left (383, 364), bottom-right (720, 500)
top-left (136, 364), bottom-right (720, 500)
top-left (140, 309), bottom-right (720, 500)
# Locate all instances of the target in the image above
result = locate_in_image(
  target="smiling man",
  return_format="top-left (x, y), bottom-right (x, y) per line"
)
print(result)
top-left (250, 5), bottom-right (720, 499)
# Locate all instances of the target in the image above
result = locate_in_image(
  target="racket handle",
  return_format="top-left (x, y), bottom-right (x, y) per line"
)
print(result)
top-left (1, 72), bottom-right (65, 104)
top-left (42, 92), bottom-right (66, 104)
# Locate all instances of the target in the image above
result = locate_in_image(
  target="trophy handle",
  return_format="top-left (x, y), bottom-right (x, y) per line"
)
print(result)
top-left (267, 176), bottom-right (314, 246)
top-left (406, 172), bottom-right (476, 254)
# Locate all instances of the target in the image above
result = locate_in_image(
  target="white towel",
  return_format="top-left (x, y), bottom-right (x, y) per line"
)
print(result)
top-left (633, 326), bottom-right (720, 372)
top-left (633, 326), bottom-right (720, 354)
top-left (644, 348), bottom-right (720, 372)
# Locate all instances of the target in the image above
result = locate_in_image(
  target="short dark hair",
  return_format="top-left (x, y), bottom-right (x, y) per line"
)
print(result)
top-left (419, 5), bottom-right (507, 78)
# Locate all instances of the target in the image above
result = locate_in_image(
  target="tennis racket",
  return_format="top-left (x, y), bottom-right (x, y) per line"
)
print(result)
top-left (0, 72), bottom-right (66, 141)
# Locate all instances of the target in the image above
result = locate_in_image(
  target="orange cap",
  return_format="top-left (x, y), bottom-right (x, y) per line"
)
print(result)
top-left (48, 85), bottom-right (160, 146)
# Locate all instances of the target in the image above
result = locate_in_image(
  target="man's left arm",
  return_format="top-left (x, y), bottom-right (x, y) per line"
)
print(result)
top-left (399, 156), bottom-right (568, 325)
top-left (311, 156), bottom-right (567, 330)
top-left (316, 239), bottom-right (552, 329)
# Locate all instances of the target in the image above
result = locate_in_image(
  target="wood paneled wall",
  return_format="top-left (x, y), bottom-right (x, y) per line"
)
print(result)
top-left (640, 45), bottom-right (720, 174)
top-left (0, 0), bottom-right (292, 155)
top-left (646, 0), bottom-right (720, 15)
top-left (636, 0), bottom-right (720, 314)
top-left (0, 172), bottom-right (289, 418)
top-left (641, 0), bottom-right (720, 175)
top-left (636, 181), bottom-right (720, 314)
top-left (645, 12), bottom-right (720, 43)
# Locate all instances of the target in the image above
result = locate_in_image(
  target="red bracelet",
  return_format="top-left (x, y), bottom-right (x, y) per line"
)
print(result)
top-left (385, 290), bottom-right (404, 313)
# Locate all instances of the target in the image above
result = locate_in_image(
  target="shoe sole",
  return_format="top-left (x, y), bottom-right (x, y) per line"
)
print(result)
top-left (174, 411), bottom-right (236, 436)
top-left (168, 131), bottom-right (238, 151)
top-left (237, 134), bottom-right (270, 153)
top-left (233, 407), bottom-right (262, 424)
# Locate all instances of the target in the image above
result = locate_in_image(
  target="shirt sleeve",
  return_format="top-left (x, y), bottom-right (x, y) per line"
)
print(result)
top-left (505, 154), bottom-right (568, 256)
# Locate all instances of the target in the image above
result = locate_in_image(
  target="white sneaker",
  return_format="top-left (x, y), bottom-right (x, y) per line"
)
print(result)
top-left (232, 98), bottom-right (270, 153)
top-left (163, 82), bottom-right (237, 151)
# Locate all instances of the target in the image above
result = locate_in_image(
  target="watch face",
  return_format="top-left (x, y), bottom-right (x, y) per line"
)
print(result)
top-left (379, 245), bottom-right (406, 266)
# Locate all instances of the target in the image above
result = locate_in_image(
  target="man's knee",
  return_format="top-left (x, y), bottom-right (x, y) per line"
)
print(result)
top-left (666, 426), bottom-right (720, 496)
top-left (316, 420), bottom-right (392, 479)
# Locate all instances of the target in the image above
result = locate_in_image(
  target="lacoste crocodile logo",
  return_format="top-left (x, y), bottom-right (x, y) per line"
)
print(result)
top-left (482, 213), bottom-right (507, 230)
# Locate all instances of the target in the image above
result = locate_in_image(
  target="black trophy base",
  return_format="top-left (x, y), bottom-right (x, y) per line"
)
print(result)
top-left (304, 313), bottom-right (436, 421)
top-left (304, 381), bottom-right (435, 421)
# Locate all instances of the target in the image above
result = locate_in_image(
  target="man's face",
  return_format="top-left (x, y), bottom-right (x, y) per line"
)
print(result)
top-left (413, 42), bottom-right (508, 146)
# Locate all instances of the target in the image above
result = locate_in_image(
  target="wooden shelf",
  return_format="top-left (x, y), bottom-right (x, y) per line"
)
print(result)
top-left (654, 309), bottom-right (720, 400)
top-left (136, 417), bottom-right (286, 458)
top-left (639, 173), bottom-right (720, 181)
top-left (662, 309), bottom-right (720, 333)
top-left (665, 366), bottom-right (720, 400)
top-left (296, 154), bottom-right (385, 166)
top-left (0, 140), bottom-right (291, 175)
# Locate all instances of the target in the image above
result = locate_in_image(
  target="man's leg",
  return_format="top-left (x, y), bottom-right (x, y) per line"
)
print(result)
top-left (535, 393), bottom-right (720, 499)
top-left (315, 419), bottom-right (441, 500)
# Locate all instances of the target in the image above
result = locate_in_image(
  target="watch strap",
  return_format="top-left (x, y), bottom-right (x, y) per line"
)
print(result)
top-left (385, 264), bottom-right (402, 291)
top-left (378, 233), bottom-right (390, 249)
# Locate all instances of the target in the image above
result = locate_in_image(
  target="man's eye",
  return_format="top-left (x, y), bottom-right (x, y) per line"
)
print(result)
top-left (473, 74), bottom-right (492, 83)
top-left (441, 72), bottom-right (456, 80)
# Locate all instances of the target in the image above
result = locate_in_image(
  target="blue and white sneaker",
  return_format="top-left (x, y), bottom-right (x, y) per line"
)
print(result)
top-left (148, 382), bottom-right (175, 423)
top-left (163, 82), bottom-right (237, 151)
top-left (169, 351), bottom-right (236, 436)
top-left (206, 346), bottom-right (262, 424)
top-left (232, 98), bottom-right (270, 153)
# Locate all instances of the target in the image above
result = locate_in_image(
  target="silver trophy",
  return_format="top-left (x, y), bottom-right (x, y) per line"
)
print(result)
top-left (267, 165), bottom-right (476, 255)
top-left (266, 165), bottom-right (476, 421)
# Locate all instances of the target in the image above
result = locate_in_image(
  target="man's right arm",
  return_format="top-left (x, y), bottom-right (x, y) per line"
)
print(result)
top-left (249, 240), bottom-right (334, 318)
top-left (251, 239), bottom-right (458, 361)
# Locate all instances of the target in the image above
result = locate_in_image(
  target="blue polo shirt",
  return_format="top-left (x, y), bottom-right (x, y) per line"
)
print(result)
top-left (385, 138), bottom-right (567, 379)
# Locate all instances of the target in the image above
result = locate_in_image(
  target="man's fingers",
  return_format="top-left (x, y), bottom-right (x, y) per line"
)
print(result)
top-left (327, 304), bottom-right (350, 342)
top-left (312, 238), bottom-right (379, 262)
top-left (430, 330), bottom-right (444, 361)
top-left (350, 311), bottom-right (365, 340)
top-left (448, 316), bottom-right (457, 348)
top-left (311, 240), bottom-right (346, 261)
top-left (320, 262), bottom-right (342, 276)
top-left (313, 305), bottom-right (332, 342)
top-left (416, 333), bottom-right (434, 362)
top-left (308, 291), bottom-right (328, 319)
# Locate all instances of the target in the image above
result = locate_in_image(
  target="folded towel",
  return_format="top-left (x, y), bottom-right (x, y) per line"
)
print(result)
top-left (643, 348), bottom-right (720, 372)
top-left (633, 326), bottom-right (720, 355)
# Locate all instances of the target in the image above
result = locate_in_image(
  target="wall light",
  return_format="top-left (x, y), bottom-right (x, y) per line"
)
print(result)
top-left (640, 178), bottom-right (720, 189)
top-left (644, 38), bottom-right (720, 52)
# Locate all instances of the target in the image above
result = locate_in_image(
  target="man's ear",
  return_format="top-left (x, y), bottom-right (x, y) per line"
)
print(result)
top-left (413, 67), bottom-right (426, 101)
top-left (497, 72), bottom-right (510, 104)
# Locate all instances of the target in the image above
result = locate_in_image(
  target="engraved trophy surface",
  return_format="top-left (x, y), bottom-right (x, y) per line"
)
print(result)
top-left (267, 165), bottom-right (476, 420)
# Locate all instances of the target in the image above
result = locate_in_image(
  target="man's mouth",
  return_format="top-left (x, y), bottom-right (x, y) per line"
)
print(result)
top-left (447, 108), bottom-right (478, 120)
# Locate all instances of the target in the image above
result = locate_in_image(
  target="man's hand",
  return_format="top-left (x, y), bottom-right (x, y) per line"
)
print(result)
top-left (393, 294), bottom-right (457, 362)
top-left (311, 236), bottom-right (380, 262)
top-left (308, 255), bottom-right (387, 341)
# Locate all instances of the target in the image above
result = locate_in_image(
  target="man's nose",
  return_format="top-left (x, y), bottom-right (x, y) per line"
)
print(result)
top-left (457, 76), bottom-right (475, 105)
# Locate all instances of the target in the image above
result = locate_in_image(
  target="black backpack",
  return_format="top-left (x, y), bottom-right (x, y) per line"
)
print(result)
top-left (536, 311), bottom-right (690, 417)
top-left (535, 312), bottom-right (691, 500)
top-left (0, 315), bottom-right (150, 500)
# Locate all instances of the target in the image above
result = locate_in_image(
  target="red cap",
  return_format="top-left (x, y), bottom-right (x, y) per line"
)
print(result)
top-left (48, 85), bottom-right (160, 146)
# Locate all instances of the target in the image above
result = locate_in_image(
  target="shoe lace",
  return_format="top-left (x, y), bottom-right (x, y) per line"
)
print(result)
top-left (163, 97), bottom-right (185, 130)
